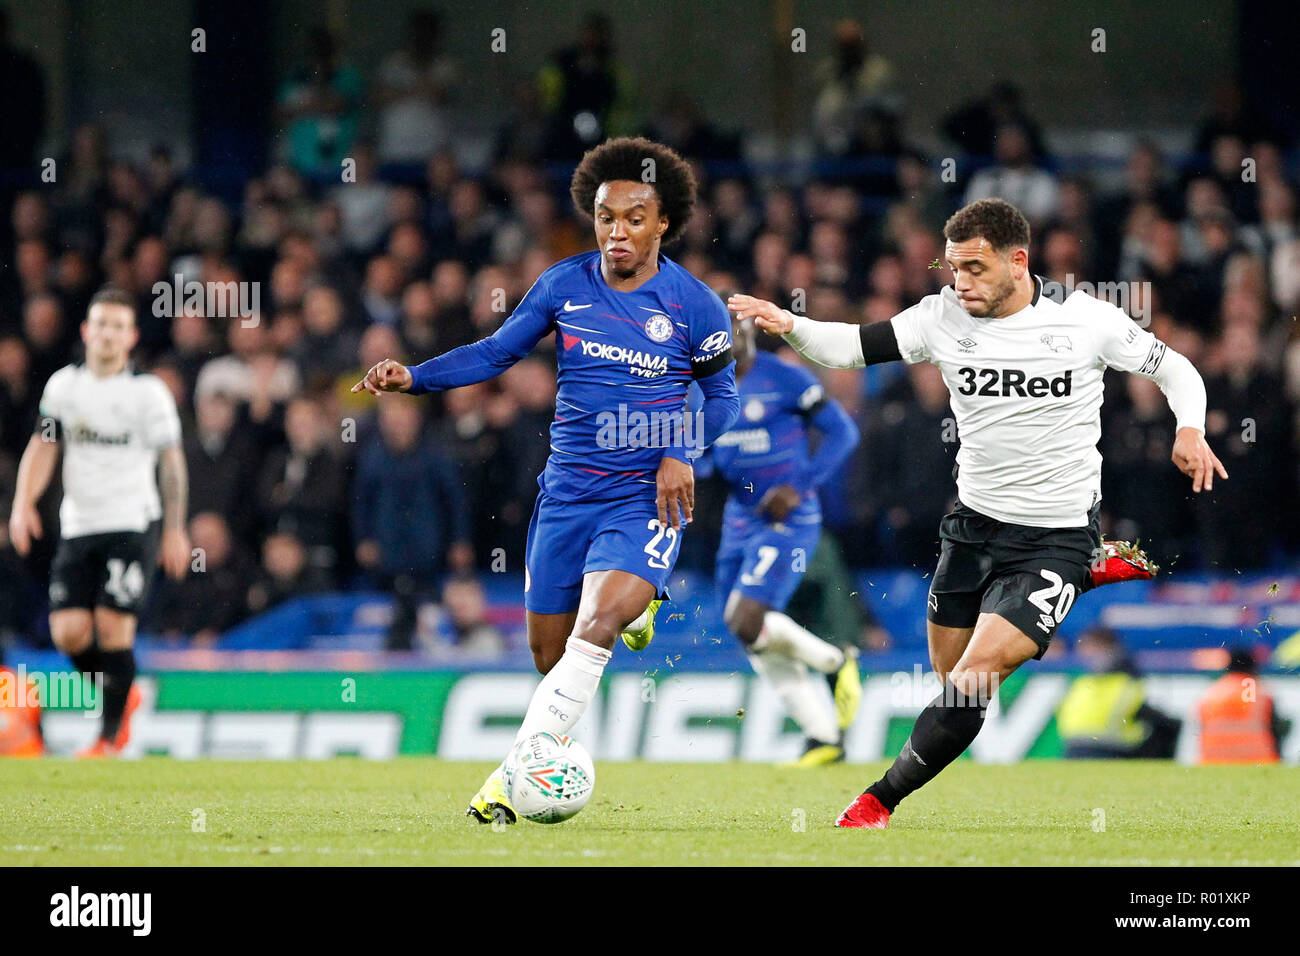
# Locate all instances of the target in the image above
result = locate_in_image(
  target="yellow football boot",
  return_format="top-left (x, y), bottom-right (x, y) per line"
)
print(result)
top-left (466, 766), bottom-right (517, 825)
top-left (832, 647), bottom-right (862, 731)
top-left (620, 598), bottom-right (662, 652)
top-left (786, 740), bottom-right (846, 767)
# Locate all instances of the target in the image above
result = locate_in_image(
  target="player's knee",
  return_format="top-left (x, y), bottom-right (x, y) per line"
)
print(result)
top-left (50, 614), bottom-right (93, 654)
top-left (93, 610), bottom-right (136, 650)
top-left (947, 660), bottom-right (1003, 702)
top-left (930, 648), bottom-right (962, 680)
top-left (725, 606), bottom-right (763, 645)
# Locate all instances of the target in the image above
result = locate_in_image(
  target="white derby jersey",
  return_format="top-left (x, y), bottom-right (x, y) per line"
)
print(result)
top-left (890, 277), bottom-right (1168, 528)
top-left (38, 364), bottom-right (183, 538)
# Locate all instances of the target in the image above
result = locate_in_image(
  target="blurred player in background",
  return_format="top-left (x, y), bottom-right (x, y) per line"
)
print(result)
top-left (353, 138), bottom-right (739, 822)
top-left (698, 311), bottom-right (862, 764)
top-left (8, 288), bottom-right (190, 757)
top-left (731, 198), bottom-right (1226, 828)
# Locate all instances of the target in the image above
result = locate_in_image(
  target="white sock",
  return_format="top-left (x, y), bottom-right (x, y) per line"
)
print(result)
top-left (513, 636), bottom-right (612, 746)
top-left (748, 650), bottom-right (840, 745)
top-left (752, 611), bottom-right (844, 674)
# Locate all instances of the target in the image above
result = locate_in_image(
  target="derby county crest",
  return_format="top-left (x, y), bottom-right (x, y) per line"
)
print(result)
top-left (644, 313), bottom-right (673, 342)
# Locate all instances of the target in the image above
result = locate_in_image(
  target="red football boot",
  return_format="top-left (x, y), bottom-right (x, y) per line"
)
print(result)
top-left (112, 684), bottom-right (142, 751)
top-left (76, 738), bottom-right (122, 758)
top-left (1090, 540), bottom-right (1158, 588)
top-left (835, 792), bottom-right (891, 829)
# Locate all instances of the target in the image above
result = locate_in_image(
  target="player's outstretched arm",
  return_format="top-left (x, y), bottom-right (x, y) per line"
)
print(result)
top-left (158, 445), bottom-right (192, 580)
top-left (8, 433), bottom-right (59, 556)
top-left (728, 293), bottom-right (901, 369)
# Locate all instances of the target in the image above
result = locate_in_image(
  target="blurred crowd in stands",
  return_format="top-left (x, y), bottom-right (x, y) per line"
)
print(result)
top-left (1, 11), bottom-right (1298, 650)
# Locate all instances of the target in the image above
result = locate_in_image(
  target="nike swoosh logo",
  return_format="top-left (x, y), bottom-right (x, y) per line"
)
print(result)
top-left (554, 690), bottom-right (582, 702)
top-left (563, 301), bottom-right (592, 311)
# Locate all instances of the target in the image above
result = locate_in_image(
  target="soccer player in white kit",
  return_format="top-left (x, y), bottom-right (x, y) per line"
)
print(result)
top-left (9, 288), bottom-right (191, 757)
top-left (729, 199), bottom-right (1227, 828)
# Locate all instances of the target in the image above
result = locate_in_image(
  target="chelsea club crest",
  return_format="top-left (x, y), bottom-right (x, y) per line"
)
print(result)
top-left (644, 313), bottom-right (673, 342)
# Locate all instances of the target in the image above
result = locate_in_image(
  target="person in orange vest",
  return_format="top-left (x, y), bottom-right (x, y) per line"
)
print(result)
top-left (1197, 647), bottom-right (1290, 765)
top-left (0, 646), bottom-right (44, 757)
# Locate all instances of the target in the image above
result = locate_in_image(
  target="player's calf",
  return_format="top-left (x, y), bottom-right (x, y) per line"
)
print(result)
top-left (526, 611), bottom-right (577, 675)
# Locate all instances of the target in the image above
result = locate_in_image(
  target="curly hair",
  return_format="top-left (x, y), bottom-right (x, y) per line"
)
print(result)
top-left (944, 198), bottom-right (1031, 252)
top-left (570, 137), bottom-right (697, 246)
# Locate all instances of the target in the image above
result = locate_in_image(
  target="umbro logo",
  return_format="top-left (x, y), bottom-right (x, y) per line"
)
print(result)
top-left (563, 300), bottom-right (592, 311)
top-left (956, 337), bottom-right (977, 353)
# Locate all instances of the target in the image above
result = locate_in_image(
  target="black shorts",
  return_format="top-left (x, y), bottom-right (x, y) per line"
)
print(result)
top-left (926, 502), bottom-right (1100, 659)
top-left (49, 522), bottom-right (161, 617)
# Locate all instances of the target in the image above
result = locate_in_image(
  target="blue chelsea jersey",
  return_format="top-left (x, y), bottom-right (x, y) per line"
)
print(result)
top-left (410, 251), bottom-right (737, 502)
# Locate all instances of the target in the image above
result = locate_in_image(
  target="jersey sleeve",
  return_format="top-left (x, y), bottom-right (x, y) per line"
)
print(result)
top-left (688, 289), bottom-right (735, 379)
top-left (786, 363), bottom-right (827, 416)
top-left (889, 294), bottom-right (942, 365)
top-left (140, 376), bottom-right (184, 449)
top-left (35, 368), bottom-right (70, 437)
top-left (407, 269), bottom-right (557, 393)
top-left (1090, 294), bottom-right (1166, 376)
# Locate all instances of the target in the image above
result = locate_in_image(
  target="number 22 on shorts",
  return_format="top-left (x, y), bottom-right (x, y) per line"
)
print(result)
top-left (644, 519), bottom-right (679, 570)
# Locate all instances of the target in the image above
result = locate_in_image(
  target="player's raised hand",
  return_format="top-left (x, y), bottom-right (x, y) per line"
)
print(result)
top-left (657, 456), bottom-right (694, 531)
top-left (7, 502), bottom-right (42, 556)
top-left (1171, 426), bottom-right (1229, 492)
top-left (160, 526), bottom-right (191, 581)
top-left (351, 358), bottom-right (413, 395)
top-left (727, 294), bottom-right (792, 336)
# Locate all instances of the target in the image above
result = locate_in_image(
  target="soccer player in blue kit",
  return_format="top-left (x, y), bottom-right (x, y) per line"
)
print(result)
top-left (353, 138), bottom-right (739, 823)
top-left (700, 313), bottom-right (863, 765)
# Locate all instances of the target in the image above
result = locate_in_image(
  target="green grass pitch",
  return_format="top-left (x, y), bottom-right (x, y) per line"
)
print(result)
top-left (1, 759), bottom-right (1295, 866)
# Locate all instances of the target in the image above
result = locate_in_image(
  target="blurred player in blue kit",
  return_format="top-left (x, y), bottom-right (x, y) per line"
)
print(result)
top-left (697, 313), bottom-right (863, 764)
top-left (353, 138), bottom-right (739, 822)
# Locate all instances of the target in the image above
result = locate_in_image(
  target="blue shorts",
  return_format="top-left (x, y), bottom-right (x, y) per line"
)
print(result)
top-left (524, 491), bottom-right (683, 614)
top-left (715, 519), bottom-right (821, 612)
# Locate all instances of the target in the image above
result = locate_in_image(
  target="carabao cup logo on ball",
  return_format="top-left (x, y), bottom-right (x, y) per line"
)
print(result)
top-left (644, 313), bottom-right (674, 343)
top-left (504, 731), bottom-right (596, 823)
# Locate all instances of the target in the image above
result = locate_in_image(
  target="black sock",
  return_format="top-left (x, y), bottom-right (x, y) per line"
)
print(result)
top-left (867, 681), bottom-right (988, 812)
top-left (69, 644), bottom-right (103, 678)
top-left (99, 649), bottom-right (137, 742)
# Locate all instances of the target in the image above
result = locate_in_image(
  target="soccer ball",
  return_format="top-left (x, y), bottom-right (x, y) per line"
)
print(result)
top-left (503, 731), bottom-right (595, 824)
